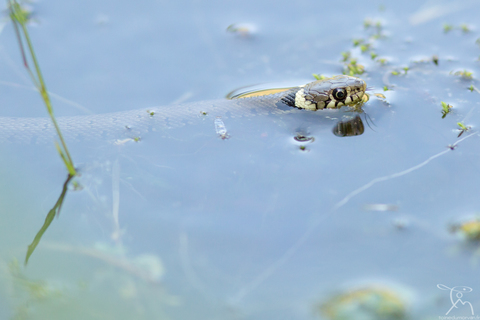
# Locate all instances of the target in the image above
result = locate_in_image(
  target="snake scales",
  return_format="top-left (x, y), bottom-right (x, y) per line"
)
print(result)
top-left (0, 76), bottom-right (366, 144)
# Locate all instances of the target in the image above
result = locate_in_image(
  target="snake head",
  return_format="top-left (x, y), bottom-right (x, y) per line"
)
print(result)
top-left (281, 75), bottom-right (367, 110)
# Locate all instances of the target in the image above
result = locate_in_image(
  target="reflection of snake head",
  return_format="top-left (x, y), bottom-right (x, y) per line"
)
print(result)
top-left (332, 115), bottom-right (365, 137)
top-left (281, 75), bottom-right (367, 110)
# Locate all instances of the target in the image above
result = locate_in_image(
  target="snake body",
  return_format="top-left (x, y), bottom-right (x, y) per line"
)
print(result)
top-left (0, 76), bottom-right (366, 144)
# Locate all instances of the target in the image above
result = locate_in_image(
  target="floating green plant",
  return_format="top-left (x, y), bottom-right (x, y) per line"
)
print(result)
top-left (8, 0), bottom-right (76, 176)
top-left (360, 43), bottom-right (371, 53)
top-left (340, 51), bottom-right (351, 62)
top-left (312, 73), bottom-right (326, 81)
top-left (460, 24), bottom-right (471, 33)
top-left (352, 38), bottom-right (364, 47)
top-left (457, 122), bottom-right (471, 137)
top-left (377, 58), bottom-right (387, 65)
top-left (443, 24), bottom-right (453, 33)
top-left (441, 101), bottom-right (452, 118)
top-left (343, 58), bottom-right (365, 76)
top-left (450, 218), bottom-right (480, 241)
top-left (452, 69), bottom-right (473, 80)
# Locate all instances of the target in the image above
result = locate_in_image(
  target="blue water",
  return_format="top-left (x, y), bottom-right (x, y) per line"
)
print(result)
top-left (1, 0), bottom-right (480, 319)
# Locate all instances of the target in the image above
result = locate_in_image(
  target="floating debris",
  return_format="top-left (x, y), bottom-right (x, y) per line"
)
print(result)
top-left (363, 204), bottom-right (399, 212)
top-left (214, 117), bottom-right (229, 139)
top-left (393, 218), bottom-right (409, 229)
top-left (447, 143), bottom-right (458, 150)
top-left (319, 285), bottom-right (408, 320)
top-left (294, 133), bottom-right (314, 143)
top-left (226, 23), bottom-right (257, 37)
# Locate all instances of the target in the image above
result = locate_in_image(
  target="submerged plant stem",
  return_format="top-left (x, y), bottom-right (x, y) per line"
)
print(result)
top-left (24, 174), bottom-right (74, 265)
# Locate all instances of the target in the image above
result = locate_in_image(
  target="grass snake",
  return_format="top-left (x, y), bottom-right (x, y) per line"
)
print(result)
top-left (0, 75), bottom-right (366, 144)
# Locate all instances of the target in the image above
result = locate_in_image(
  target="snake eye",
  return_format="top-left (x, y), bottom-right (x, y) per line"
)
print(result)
top-left (333, 88), bottom-right (346, 100)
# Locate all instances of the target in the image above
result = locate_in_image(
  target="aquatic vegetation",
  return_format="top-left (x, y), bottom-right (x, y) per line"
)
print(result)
top-left (360, 43), bottom-right (371, 53)
top-left (441, 102), bottom-right (452, 118)
top-left (319, 285), bottom-right (408, 320)
top-left (451, 69), bottom-right (473, 80)
top-left (312, 73), bottom-right (326, 80)
top-left (299, 145), bottom-right (306, 151)
top-left (443, 23), bottom-right (472, 34)
top-left (8, 0), bottom-right (76, 176)
top-left (340, 51), bottom-right (351, 62)
top-left (343, 20), bottom-right (386, 73)
top-left (363, 19), bottom-right (384, 39)
top-left (468, 85), bottom-right (480, 93)
top-left (383, 86), bottom-right (389, 91)
top-left (432, 55), bottom-right (439, 65)
top-left (450, 218), bottom-right (480, 241)
top-left (443, 24), bottom-right (453, 33)
top-left (343, 58), bottom-right (365, 76)
top-left (352, 38), bottom-right (364, 47)
top-left (457, 122), bottom-right (471, 138)
top-left (24, 174), bottom-right (73, 265)
top-left (460, 24), bottom-right (471, 33)
top-left (377, 58), bottom-right (388, 65)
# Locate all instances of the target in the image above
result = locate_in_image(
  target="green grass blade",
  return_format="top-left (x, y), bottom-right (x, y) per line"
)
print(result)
top-left (24, 174), bottom-right (73, 265)
top-left (8, 0), bottom-right (76, 175)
